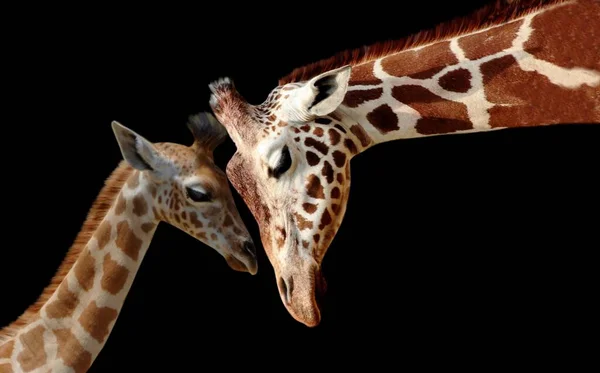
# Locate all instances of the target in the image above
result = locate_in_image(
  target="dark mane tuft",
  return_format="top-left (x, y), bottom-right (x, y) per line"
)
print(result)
top-left (187, 112), bottom-right (228, 151)
top-left (278, 0), bottom-right (569, 85)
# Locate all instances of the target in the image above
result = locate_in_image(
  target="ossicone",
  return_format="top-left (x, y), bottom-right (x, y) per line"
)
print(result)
top-left (187, 112), bottom-right (228, 152)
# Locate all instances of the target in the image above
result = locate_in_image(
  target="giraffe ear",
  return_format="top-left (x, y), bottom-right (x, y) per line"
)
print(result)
top-left (111, 121), bottom-right (175, 178)
top-left (289, 65), bottom-right (352, 118)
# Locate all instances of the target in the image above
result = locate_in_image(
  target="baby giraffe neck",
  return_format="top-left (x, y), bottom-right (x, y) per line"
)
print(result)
top-left (335, 0), bottom-right (599, 152)
top-left (0, 165), bottom-right (158, 373)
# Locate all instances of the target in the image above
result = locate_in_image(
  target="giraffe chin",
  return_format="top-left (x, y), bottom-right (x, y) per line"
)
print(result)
top-left (225, 255), bottom-right (257, 275)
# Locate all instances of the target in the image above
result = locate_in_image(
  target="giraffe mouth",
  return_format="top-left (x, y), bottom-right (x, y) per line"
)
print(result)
top-left (225, 254), bottom-right (256, 274)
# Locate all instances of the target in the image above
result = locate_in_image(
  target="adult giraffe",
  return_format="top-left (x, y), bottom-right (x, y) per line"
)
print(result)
top-left (208, 0), bottom-right (600, 327)
top-left (0, 113), bottom-right (257, 372)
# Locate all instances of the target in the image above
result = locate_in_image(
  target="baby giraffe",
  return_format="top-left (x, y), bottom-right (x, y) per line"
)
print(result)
top-left (0, 112), bottom-right (257, 373)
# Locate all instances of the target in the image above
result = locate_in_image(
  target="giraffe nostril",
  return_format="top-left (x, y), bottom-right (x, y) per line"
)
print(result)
top-left (242, 240), bottom-right (256, 257)
top-left (278, 276), bottom-right (294, 305)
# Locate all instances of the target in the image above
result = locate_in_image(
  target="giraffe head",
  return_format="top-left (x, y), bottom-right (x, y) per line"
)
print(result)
top-left (111, 112), bottom-right (258, 275)
top-left (209, 66), bottom-right (357, 326)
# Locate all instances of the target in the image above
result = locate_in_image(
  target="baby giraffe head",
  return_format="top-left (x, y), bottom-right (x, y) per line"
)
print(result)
top-left (209, 66), bottom-right (359, 326)
top-left (112, 112), bottom-right (258, 274)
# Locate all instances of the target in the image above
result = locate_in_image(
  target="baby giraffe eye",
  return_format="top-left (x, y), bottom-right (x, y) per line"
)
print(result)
top-left (269, 145), bottom-right (292, 179)
top-left (186, 186), bottom-right (212, 202)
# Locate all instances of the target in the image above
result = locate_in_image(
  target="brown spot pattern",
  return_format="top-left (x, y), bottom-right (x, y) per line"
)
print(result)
top-left (74, 250), bottom-right (95, 291)
top-left (344, 139), bottom-right (357, 154)
top-left (331, 187), bottom-right (341, 199)
top-left (17, 325), bottom-right (46, 372)
top-left (392, 85), bottom-right (473, 134)
top-left (328, 129), bottom-right (341, 145)
top-left (45, 283), bottom-right (79, 319)
top-left (481, 55), bottom-right (600, 127)
top-left (223, 214), bottom-right (234, 227)
top-left (337, 173), bottom-right (344, 184)
top-left (306, 151), bottom-right (320, 166)
top-left (332, 151), bottom-right (347, 168)
top-left (0, 340), bottom-right (14, 359)
top-left (350, 125), bottom-right (372, 147)
top-left (53, 329), bottom-right (92, 373)
top-left (524, 1), bottom-right (599, 70)
top-left (303, 203), bottom-right (317, 214)
top-left (438, 68), bottom-right (472, 93)
top-left (459, 19), bottom-right (523, 61)
top-left (313, 234), bottom-right (320, 243)
top-left (78, 301), bottom-right (118, 343)
top-left (332, 203), bottom-right (341, 214)
top-left (0, 363), bottom-right (12, 373)
top-left (367, 104), bottom-right (399, 134)
top-left (381, 40), bottom-right (458, 79)
top-left (321, 161), bottom-right (334, 184)
top-left (343, 88), bottom-right (383, 108)
top-left (132, 195), bottom-right (148, 216)
top-left (313, 127), bottom-right (324, 137)
top-left (349, 60), bottom-right (382, 85)
top-left (101, 253), bottom-right (129, 295)
top-left (319, 209), bottom-right (332, 230)
top-left (189, 212), bottom-right (203, 228)
top-left (114, 194), bottom-right (127, 215)
top-left (116, 221), bottom-right (143, 261)
top-left (94, 221), bottom-right (112, 250)
top-left (141, 222), bottom-right (154, 233)
top-left (304, 138), bottom-right (329, 155)
top-left (306, 175), bottom-right (325, 199)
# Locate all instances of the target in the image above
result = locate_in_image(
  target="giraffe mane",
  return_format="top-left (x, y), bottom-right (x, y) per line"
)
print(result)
top-left (278, 0), bottom-right (569, 85)
top-left (0, 161), bottom-right (134, 343)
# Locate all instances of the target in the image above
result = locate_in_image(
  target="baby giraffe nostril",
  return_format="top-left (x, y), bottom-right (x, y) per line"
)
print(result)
top-left (278, 276), bottom-right (294, 305)
top-left (242, 241), bottom-right (256, 257)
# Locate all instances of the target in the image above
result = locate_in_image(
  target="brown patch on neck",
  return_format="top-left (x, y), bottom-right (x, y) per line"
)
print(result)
top-left (278, 0), bottom-right (568, 85)
top-left (381, 40), bottom-right (458, 79)
top-left (127, 172), bottom-right (140, 189)
top-left (524, 0), bottom-right (600, 70)
top-left (53, 329), bottom-right (92, 373)
top-left (115, 221), bottom-right (143, 261)
top-left (45, 283), bottom-right (79, 319)
top-left (141, 222), bottom-right (155, 233)
top-left (458, 19), bottom-right (524, 60)
top-left (114, 194), bottom-right (127, 215)
top-left (328, 128), bottom-right (341, 146)
top-left (306, 175), bottom-right (325, 199)
top-left (0, 363), bottom-right (13, 373)
top-left (294, 213), bottom-right (314, 231)
top-left (367, 104), bottom-right (399, 134)
top-left (101, 253), bottom-right (130, 295)
top-left (78, 301), bottom-right (118, 343)
top-left (438, 68), bottom-right (472, 93)
top-left (0, 340), bottom-right (14, 359)
top-left (0, 162), bottom-right (133, 343)
top-left (74, 250), bottom-right (96, 291)
top-left (95, 220), bottom-right (112, 250)
top-left (391, 85), bottom-right (473, 134)
top-left (17, 324), bottom-right (46, 372)
top-left (132, 195), bottom-right (148, 216)
top-left (349, 125), bottom-right (372, 147)
top-left (348, 61), bottom-right (383, 86)
top-left (343, 88), bottom-right (383, 107)
top-left (481, 54), bottom-right (600, 127)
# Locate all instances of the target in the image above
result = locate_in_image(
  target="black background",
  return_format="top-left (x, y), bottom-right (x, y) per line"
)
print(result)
top-left (1, 0), bottom-right (597, 370)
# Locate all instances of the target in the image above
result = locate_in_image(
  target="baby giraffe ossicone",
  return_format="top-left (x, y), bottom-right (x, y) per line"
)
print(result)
top-left (0, 112), bottom-right (257, 373)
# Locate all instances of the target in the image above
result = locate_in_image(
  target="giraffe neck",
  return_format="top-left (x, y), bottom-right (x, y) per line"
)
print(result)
top-left (335, 0), bottom-right (599, 153)
top-left (0, 165), bottom-right (158, 373)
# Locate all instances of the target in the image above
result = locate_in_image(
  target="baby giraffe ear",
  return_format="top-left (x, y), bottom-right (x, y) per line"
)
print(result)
top-left (111, 121), bottom-right (174, 178)
top-left (290, 65), bottom-right (352, 119)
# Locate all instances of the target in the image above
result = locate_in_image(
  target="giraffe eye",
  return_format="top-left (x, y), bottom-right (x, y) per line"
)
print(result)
top-left (186, 187), bottom-right (212, 202)
top-left (269, 145), bottom-right (292, 179)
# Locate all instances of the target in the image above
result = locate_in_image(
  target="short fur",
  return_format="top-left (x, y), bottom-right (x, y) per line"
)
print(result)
top-left (0, 162), bottom-right (134, 343)
top-left (278, 0), bottom-right (569, 85)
